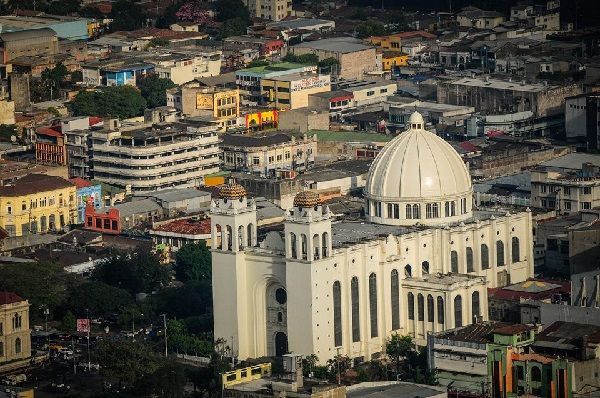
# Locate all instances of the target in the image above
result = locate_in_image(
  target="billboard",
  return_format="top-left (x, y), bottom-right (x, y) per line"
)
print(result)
top-left (290, 75), bottom-right (330, 92)
top-left (77, 318), bottom-right (90, 333)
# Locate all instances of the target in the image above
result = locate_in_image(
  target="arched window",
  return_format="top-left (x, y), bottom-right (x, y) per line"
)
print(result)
top-left (427, 294), bottom-right (434, 323)
top-left (333, 281), bottom-right (342, 347)
top-left (404, 264), bottom-right (412, 278)
top-left (301, 234), bottom-right (308, 260)
top-left (426, 203), bottom-right (434, 218)
top-left (290, 232), bottom-right (297, 258)
top-left (466, 247), bottom-right (474, 272)
top-left (445, 201), bottom-right (450, 217)
top-left (238, 225), bottom-right (245, 250)
top-left (450, 201), bottom-right (456, 216)
top-left (481, 244), bottom-right (490, 270)
top-left (454, 295), bottom-right (463, 328)
top-left (437, 297), bottom-right (444, 325)
top-left (432, 203), bottom-right (439, 218)
top-left (472, 291), bottom-right (480, 323)
top-left (531, 366), bottom-right (542, 382)
top-left (407, 292), bottom-right (415, 320)
top-left (369, 273), bottom-right (378, 338)
top-left (391, 270), bottom-right (400, 330)
top-left (313, 234), bottom-right (320, 260)
top-left (351, 277), bottom-right (360, 342)
top-left (496, 240), bottom-right (505, 266)
top-left (322, 232), bottom-right (329, 258)
top-left (15, 337), bottom-right (21, 354)
top-left (422, 261), bottom-right (430, 275)
top-left (451, 251), bottom-right (458, 273)
top-left (512, 237), bottom-right (520, 263)
top-left (226, 225), bottom-right (233, 251)
top-left (247, 224), bottom-right (253, 247)
top-left (12, 313), bottom-right (21, 330)
top-left (417, 293), bottom-right (424, 321)
top-left (406, 204), bottom-right (413, 219)
top-left (413, 204), bottom-right (420, 219)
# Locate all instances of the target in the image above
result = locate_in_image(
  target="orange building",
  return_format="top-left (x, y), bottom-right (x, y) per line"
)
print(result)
top-left (35, 126), bottom-right (67, 166)
top-left (245, 109), bottom-right (278, 131)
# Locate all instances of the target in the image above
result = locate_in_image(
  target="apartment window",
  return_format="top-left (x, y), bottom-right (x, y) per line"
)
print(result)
top-left (285, 152), bottom-right (290, 160)
top-left (21, 202), bottom-right (26, 211)
top-left (253, 157), bottom-right (260, 165)
top-left (6, 204), bottom-right (11, 215)
top-left (564, 201), bottom-right (571, 211)
top-left (583, 187), bottom-right (592, 195)
top-left (380, 88), bottom-right (388, 94)
top-left (582, 202), bottom-right (592, 210)
top-left (268, 156), bottom-right (274, 163)
top-left (366, 91), bottom-right (375, 97)
top-left (276, 155), bottom-right (282, 161)
top-left (277, 86), bottom-right (290, 93)
top-left (541, 184), bottom-right (547, 193)
top-left (278, 98), bottom-right (290, 104)
top-left (563, 187), bottom-right (570, 195)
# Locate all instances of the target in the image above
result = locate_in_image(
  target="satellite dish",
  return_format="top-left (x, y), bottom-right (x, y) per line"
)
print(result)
top-left (10, 135), bottom-right (16, 142)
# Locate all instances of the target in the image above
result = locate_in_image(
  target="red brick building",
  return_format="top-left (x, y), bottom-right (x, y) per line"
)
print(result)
top-left (35, 126), bottom-right (67, 166)
top-left (84, 203), bottom-right (120, 234)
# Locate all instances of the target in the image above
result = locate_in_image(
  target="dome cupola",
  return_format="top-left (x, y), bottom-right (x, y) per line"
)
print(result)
top-left (364, 112), bottom-right (473, 226)
top-left (293, 190), bottom-right (321, 208)
top-left (219, 183), bottom-right (247, 200)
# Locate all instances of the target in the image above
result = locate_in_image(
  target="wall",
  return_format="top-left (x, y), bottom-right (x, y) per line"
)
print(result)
top-left (0, 100), bottom-right (15, 125)
top-left (9, 74), bottom-right (31, 111)
top-left (278, 109), bottom-right (329, 132)
top-left (520, 300), bottom-right (600, 327)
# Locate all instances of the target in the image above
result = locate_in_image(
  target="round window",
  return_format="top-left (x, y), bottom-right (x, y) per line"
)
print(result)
top-left (275, 288), bottom-right (287, 305)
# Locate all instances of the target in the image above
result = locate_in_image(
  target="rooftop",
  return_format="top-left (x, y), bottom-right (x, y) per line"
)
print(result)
top-left (347, 382), bottom-right (444, 398)
top-left (0, 174), bottom-right (73, 197)
top-left (238, 62), bottom-right (315, 75)
top-left (306, 130), bottom-right (392, 143)
top-left (433, 322), bottom-right (508, 344)
top-left (534, 321), bottom-right (600, 347)
top-left (152, 217), bottom-right (211, 235)
top-left (221, 133), bottom-right (291, 147)
top-left (292, 37), bottom-right (375, 54)
top-left (450, 77), bottom-right (556, 92)
top-left (0, 291), bottom-right (25, 306)
top-left (538, 153), bottom-right (600, 170)
top-left (489, 279), bottom-right (570, 301)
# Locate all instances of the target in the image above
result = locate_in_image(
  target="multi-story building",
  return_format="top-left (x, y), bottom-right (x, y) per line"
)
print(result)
top-left (456, 7), bottom-right (505, 29)
top-left (0, 174), bottom-right (77, 237)
top-left (91, 119), bottom-right (221, 194)
top-left (0, 14), bottom-right (89, 40)
top-left (287, 38), bottom-right (379, 80)
top-left (565, 92), bottom-right (600, 151)
top-left (69, 177), bottom-right (102, 224)
top-left (220, 133), bottom-right (317, 177)
top-left (236, 62), bottom-right (317, 104)
top-left (368, 31), bottom-right (436, 52)
top-left (35, 126), bottom-right (67, 166)
top-left (336, 80), bottom-right (397, 109)
top-left (244, 0), bottom-right (292, 21)
top-left (261, 73), bottom-right (330, 110)
top-left (149, 52), bottom-right (222, 85)
top-left (530, 153), bottom-right (600, 213)
top-left (166, 84), bottom-right (239, 130)
top-left (0, 29), bottom-right (58, 63)
top-left (0, 292), bottom-right (31, 372)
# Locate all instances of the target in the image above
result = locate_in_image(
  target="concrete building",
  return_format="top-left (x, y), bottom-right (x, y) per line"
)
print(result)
top-left (0, 14), bottom-right (89, 40)
top-left (308, 90), bottom-right (355, 121)
top-left (565, 92), bottom-right (600, 151)
top-left (236, 62), bottom-right (317, 105)
top-left (151, 217), bottom-right (212, 262)
top-left (437, 77), bottom-right (582, 119)
top-left (0, 292), bottom-right (31, 373)
top-left (336, 80), bottom-right (397, 109)
top-left (35, 126), bottom-right (67, 167)
top-left (261, 73), bottom-right (331, 110)
top-left (287, 38), bottom-right (379, 80)
top-left (84, 198), bottom-right (162, 234)
top-left (456, 7), bottom-right (505, 29)
top-left (389, 100), bottom-right (475, 128)
top-left (91, 120), bottom-right (220, 193)
top-left (220, 133), bottom-right (316, 177)
top-left (278, 108), bottom-right (329, 133)
top-left (428, 322), bottom-right (535, 395)
top-left (244, 0), bottom-right (292, 21)
top-left (530, 153), bottom-right (600, 214)
top-left (0, 174), bottom-right (77, 237)
top-left (0, 29), bottom-right (58, 64)
top-left (69, 177), bottom-right (102, 225)
top-left (211, 112), bottom-right (534, 363)
top-left (81, 57), bottom-right (154, 87)
top-left (167, 83), bottom-right (240, 130)
top-left (150, 52), bottom-right (222, 85)
top-left (140, 188), bottom-right (212, 218)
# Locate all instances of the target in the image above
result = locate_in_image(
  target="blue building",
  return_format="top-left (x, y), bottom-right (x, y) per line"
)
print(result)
top-left (70, 178), bottom-right (102, 223)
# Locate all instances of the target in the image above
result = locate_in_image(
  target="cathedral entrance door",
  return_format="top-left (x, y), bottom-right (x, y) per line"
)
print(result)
top-left (275, 332), bottom-right (288, 357)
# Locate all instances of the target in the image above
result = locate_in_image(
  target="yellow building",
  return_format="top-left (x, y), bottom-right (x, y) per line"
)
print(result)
top-left (382, 51), bottom-right (409, 70)
top-left (168, 85), bottom-right (240, 131)
top-left (261, 73), bottom-right (330, 110)
top-left (0, 174), bottom-right (77, 237)
top-left (0, 292), bottom-right (32, 372)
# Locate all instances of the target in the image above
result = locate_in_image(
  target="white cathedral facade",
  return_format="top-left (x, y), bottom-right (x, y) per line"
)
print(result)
top-left (211, 112), bottom-right (534, 363)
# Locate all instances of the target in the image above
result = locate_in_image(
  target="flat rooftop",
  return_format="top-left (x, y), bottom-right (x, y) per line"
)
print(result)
top-left (267, 18), bottom-right (335, 30)
top-left (450, 77), bottom-right (557, 92)
top-left (348, 382), bottom-right (445, 398)
top-left (238, 62), bottom-right (315, 75)
top-left (538, 153), bottom-right (600, 170)
top-left (292, 37), bottom-right (374, 54)
top-left (0, 14), bottom-right (87, 30)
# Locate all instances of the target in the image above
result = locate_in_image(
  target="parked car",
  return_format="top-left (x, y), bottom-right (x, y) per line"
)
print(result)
top-left (2, 374), bottom-right (27, 385)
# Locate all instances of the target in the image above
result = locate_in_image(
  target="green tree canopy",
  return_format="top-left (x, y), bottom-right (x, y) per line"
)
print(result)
top-left (213, 0), bottom-right (249, 22)
top-left (155, 280), bottom-right (212, 319)
top-left (281, 53), bottom-right (319, 65)
top-left (48, 0), bottom-right (81, 15)
top-left (110, 0), bottom-right (147, 31)
top-left (137, 74), bottom-right (176, 108)
top-left (247, 59), bottom-right (270, 68)
top-left (0, 124), bottom-right (17, 142)
top-left (356, 20), bottom-right (388, 38)
top-left (174, 242), bottom-right (211, 283)
top-left (91, 251), bottom-right (168, 294)
top-left (66, 281), bottom-right (134, 317)
top-left (95, 340), bottom-right (160, 387)
top-left (386, 333), bottom-right (415, 373)
top-left (219, 17), bottom-right (249, 39)
top-left (71, 86), bottom-right (147, 119)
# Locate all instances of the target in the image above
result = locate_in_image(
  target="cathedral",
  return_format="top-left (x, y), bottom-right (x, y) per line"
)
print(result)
top-left (211, 112), bottom-right (534, 363)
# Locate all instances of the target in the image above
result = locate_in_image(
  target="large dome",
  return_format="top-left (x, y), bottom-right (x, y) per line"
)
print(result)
top-left (364, 112), bottom-right (473, 226)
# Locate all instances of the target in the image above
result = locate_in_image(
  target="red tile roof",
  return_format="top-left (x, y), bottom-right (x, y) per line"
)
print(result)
top-left (459, 141), bottom-right (480, 152)
top-left (152, 218), bottom-right (211, 235)
top-left (37, 126), bottom-right (63, 138)
top-left (0, 291), bottom-right (24, 305)
top-left (488, 279), bottom-right (570, 301)
top-left (89, 117), bottom-right (104, 126)
top-left (492, 324), bottom-right (536, 335)
top-left (69, 177), bottom-right (93, 189)
top-left (0, 174), bottom-right (74, 197)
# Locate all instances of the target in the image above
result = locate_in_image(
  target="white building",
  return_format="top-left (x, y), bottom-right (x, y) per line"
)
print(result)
top-left (150, 52), bottom-right (222, 85)
top-left (211, 112), bottom-right (534, 363)
top-left (244, 0), bottom-right (291, 21)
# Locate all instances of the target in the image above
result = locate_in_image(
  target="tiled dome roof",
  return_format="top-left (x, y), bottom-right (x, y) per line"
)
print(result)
top-left (219, 183), bottom-right (247, 199)
top-left (293, 190), bottom-right (321, 207)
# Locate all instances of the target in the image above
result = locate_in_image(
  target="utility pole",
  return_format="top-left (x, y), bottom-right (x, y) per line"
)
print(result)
top-left (162, 314), bottom-right (168, 357)
top-left (85, 308), bottom-right (91, 372)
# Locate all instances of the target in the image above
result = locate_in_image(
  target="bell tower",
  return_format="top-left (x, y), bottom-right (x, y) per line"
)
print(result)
top-left (284, 191), bottom-right (333, 357)
top-left (211, 183), bottom-right (257, 359)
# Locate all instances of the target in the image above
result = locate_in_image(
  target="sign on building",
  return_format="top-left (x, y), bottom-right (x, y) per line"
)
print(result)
top-left (77, 318), bottom-right (90, 333)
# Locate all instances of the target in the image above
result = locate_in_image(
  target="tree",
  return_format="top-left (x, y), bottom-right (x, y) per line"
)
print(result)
top-left (155, 280), bottom-right (212, 319)
top-left (175, 2), bottom-right (213, 25)
top-left (91, 251), bottom-right (168, 294)
top-left (218, 17), bottom-right (249, 39)
top-left (318, 57), bottom-right (339, 68)
top-left (110, 0), bottom-right (146, 31)
top-left (213, 0), bottom-right (249, 22)
top-left (174, 242), bottom-right (211, 283)
top-left (281, 53), bottom-right (319, 65)
top-left (356, 20), bottom-right (387, 39)
top-left (386, 333), bottom-right (415, 373)
top-left (48, 0), bottom-right (81, 15)
top-left (61, 310), bottom-right (77, 332)
top-left (71, 86), bottom-right (147, 119)
top-left (137, 74), bottom-right (176, 108)
top-left (95, 340), bottom-right (160, 387)
top-left (66, 281), bottom-right (133, 317)
top-left (247, 59), bottom-right (270, 68)
top-left (145, 361), bottom-right (186, 398)
top-left (165, 319), bottom-right (212, 356)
